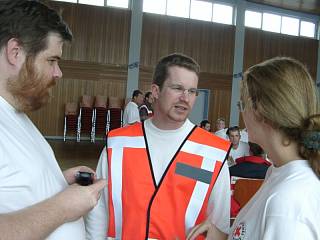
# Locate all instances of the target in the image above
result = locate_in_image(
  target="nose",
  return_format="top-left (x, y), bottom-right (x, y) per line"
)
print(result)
top-left (179, 90), bottom-right (190, 102)
top-left (53, 64), bottom-right (63, 79)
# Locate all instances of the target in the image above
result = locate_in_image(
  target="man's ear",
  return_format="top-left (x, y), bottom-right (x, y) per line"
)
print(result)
top-left (6, 38), bottom-right (24, 65)
top-left (151, 84), bottom-right (160, 100)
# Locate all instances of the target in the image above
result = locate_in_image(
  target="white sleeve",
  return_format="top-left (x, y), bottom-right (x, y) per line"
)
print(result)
top-left (207, 162), bottom-right (231, 234)
top-left (127, 105), bottom-right (140, 124)
top-left (85, 147), bottom-right (108, 240)
top-left (263, 216), bottom-right (316, 240)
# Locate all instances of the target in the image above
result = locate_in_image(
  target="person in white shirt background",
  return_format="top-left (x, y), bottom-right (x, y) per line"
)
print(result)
top-left (188, 57), bottom-right (320, 240)
top-left (0, 1), bottom-right (106, 239)
top-left (215, 117), bottom-right (229, 140)
top-left (139, 91), bottom-right (154, 121)
top-left (226, 126), bottom-right (250, 166)
top-left (123, 89), bottom-right (144, 126)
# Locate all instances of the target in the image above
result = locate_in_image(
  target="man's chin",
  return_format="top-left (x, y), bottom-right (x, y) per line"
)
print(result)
top-left (18, 94), bottom-right (51, 112)
top-left (169, 114), bottom-right (188, 124)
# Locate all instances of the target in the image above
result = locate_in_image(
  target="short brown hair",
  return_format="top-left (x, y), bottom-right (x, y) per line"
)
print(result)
top-left (0, 0), bottom-right (72, 57)
top-left (152, 53), bottom-right (200, 89)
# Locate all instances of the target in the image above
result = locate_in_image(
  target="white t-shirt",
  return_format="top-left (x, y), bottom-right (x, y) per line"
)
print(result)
top-left (0, 96), bottom-right (85, 240)
top-left (85, 118), bottom-right (231, 239)
top-left (215, 128), bottom-right (229, 140)
top-left (123, 101), bottom-right (140, 126)
top-left (229, 160), bottom-right (320, 240)
top-left (229, 141), bottom-right (250, 161)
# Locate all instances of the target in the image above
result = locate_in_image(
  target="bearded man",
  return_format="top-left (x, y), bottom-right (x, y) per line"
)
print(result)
top-left (0, 1), bottom-right (106, 239)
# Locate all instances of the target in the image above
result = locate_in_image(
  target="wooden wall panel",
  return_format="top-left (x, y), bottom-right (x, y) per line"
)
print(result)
top-left (141, 13), bottom-right (235, 74)
top-left (244, 28), bottom-right (318, 79)
top-left (53, 2), bottom-right (131, 64)
top-left (28, 2), bottom-right (318, 137)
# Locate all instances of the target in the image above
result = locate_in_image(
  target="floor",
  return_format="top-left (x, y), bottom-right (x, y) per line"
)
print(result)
top-left (48, 139), bottom-right (105, 171)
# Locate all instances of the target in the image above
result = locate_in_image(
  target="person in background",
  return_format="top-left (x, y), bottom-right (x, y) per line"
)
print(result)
top-left (0, 1), bottom-right (106, 239)
top-left (139, 91), bottom-right (154, 121)
top-left (188, 57), bottom-right (320, 240)
top-left (86, 53), bottom-right (231, 240)
top-left (229, 142), bottom-right (271, 179)
top-left (200, 119), bottom-right (211, 132)
top-left (226, 126), bottom-right (250, 166)
top-left (123, 89), bottom-right (144, 126)
top-left (214, 117), bottom-right (228, 140)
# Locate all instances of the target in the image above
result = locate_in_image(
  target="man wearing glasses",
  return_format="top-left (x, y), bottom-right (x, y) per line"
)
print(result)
top-left (86, 53), bottom-right (231, 240)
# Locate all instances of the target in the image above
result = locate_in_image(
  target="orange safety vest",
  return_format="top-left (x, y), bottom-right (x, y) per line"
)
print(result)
top-left (106, 122), bottom-right (230, 240)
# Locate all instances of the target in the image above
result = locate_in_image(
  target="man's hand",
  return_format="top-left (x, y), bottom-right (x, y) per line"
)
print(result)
top-left (55, 179), bottom-right (107, 223)
top-left (63, 166), bottom-right (96, 185)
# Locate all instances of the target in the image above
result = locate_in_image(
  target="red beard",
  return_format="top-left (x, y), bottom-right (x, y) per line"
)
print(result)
top-left (6, 57), bottom-right (56, 112)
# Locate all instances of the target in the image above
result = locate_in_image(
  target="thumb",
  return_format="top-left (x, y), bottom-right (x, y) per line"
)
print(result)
top-left (89, 179), bottom-right (107, 193)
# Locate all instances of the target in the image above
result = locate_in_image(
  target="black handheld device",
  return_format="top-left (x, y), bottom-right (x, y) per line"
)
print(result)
top-left (75, 171), bottom-right (94, 186)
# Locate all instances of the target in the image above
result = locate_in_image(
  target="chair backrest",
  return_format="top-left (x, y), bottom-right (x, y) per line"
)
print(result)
top-left (65, 102), bottom-right (78, 115)
top-left (108, 97), bottom-right (123, 109)
top-left (81, 95), bottom-right (94, 108)
top-left (233, 178), bottom-right (264, 209)
top-left (95, 95), bottom-right (107, 108)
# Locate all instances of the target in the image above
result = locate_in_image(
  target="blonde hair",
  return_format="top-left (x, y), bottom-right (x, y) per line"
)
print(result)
top-left (241, 57), bottom-right (320, 177)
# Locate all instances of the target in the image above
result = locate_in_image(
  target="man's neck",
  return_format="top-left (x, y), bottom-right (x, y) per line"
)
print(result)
top-left (151, 116), bottom-right (186, 131)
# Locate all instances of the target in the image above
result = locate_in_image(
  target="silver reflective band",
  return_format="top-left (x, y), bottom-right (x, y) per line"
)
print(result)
top-left (175, 162), bottom-right (213, 184)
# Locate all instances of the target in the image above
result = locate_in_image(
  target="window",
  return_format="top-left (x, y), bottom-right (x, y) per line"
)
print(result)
top-left (281, 16), bottom-right (299, 36)
top-left (190, 0), bottom-right (212, 22)
top-left (107, 0), bottom-right (129, 8)
top-left (212, 3), bottom-right (233, 25)
top-left (245, 10), bottom-right (262, 29)
top-left (79, 0), bottom-right (104, 6)
top-left (300, 21), bottom-right (315, 38)
top-left (262, 13), bottom-right (281, 33)
top-left (167, 0), bottom-right (190, 18)
top-left (143, 0), bottom-right (166, 14)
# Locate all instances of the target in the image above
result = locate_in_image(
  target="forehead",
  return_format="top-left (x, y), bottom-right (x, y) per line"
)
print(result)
top-left (165, 66), bottom-right (198, 85)
top-left (229, 130), bottom-right (240, 136)
top-left (37, 33), bottom-right (63, 58)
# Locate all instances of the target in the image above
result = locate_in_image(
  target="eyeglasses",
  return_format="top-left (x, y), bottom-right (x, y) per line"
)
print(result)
top-left (237, 100), bottom-right (245, 112)
top-left (167, 84), bottom-right (199, 97)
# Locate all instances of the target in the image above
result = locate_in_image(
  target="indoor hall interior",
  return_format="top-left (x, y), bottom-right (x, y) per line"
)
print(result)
top-left (48, 139), bottom-right (104, 171)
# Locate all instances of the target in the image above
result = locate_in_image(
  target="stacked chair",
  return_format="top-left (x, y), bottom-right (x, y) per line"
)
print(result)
top-left (107, 97), bottom-right (123, 132)
top-left (91, 95), bottom-right (108, 142)
top-left (63, 102), bottom-right (79, 141)
top-left (63, 95), bottom-right (124, 142)
top-left (77, 95), bottom-right (94, 142)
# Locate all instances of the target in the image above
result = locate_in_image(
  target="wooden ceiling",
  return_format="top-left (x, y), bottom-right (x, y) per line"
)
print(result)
top-left (247, 0), bottom-right (320, 15)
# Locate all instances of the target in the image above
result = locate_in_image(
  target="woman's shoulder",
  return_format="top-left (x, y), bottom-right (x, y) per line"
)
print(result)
top-left (265, 166), bottom-right (320, 218)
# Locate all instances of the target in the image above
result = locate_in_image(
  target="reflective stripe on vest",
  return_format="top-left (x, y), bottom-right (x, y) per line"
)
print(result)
top-left (108, 135), bottom-right (145, 239)
top-left (107, 123), bottom-right (230, 239)
top-left (181, 140), bottom-right (228, 231)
